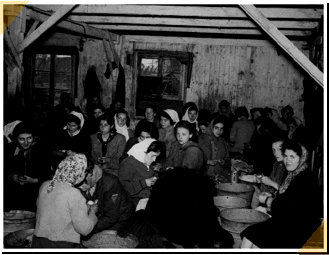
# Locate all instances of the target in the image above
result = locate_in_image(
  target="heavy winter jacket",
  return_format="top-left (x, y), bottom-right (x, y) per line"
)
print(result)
top-left (163, 140), bottom-right (205, 173)
top-left (119, 156), bottom-right (155, 205)
top-left (198, 121), bottom-right (230, 177)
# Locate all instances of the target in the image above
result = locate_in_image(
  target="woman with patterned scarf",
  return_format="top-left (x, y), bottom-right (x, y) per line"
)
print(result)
top-left (32, 153), bottom-right (98, 248)
top-left (240, 140), bottom-right (321, 249)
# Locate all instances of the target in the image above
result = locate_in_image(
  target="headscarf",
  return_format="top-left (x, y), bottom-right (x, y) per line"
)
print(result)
top-left (164, 109), bottom-right (180, 126)
top-left (182, 106), bottom-right (199, 131)
top-left (63, 111), bottom-right (85, 136)
top-left (204, 118), bottom-right (221, 141)
top-left (47, 153), bottom-right (87, 193)
top-left (127, 138), bottom-right (156, 165)
top-left (4, 120), bottom-right (22, 143)
top-left (278, 145), bottom-right (308, 194)
top-left (114, 113), bottom-right (129, 141)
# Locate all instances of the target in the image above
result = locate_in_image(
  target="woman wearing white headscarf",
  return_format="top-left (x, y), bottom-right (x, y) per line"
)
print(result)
top-left (118, 139), bottom-right (164, 206)
top-left (32, 153), bottom-right (98, 248)
top-left (52, 111), bottom-right (91, 169)
top-left (182, 105), bottom-right (199, 133)
top-left (114, 108), bottom-right (134, 142)
top-left (158, 109), bottom-right (180, 158)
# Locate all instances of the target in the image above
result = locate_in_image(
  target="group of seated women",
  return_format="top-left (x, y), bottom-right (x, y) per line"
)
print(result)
top-left (3, 98), bottom-right (322, 249)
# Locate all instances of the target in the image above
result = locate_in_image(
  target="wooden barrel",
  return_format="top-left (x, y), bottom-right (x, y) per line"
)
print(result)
top-left (216, 183), bottom-right (255, 203)
top-left (4, 211), bottom-right (36, 237)
top-left (82, 230), bottom-right (139, 248)
top-left (213, 196), bottom-right (250, 212)
top-left (4, 229), bottom-right (34, 248)
top-left (219, 208), bottom-right (270, 248)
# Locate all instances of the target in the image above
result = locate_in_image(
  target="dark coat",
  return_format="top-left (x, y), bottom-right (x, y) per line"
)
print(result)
top-left (163, 140), bottom-right (205, 173)
top-left (82, 173), bottom-right (135, 234)
top-left (241, 169), bottom-right (321, 248)
top-left (146, 168), bottom-right (233, 247)
top-left (118, 156), bottom-right (155, 205)
top-left (4, 142), bottom-right (52, 212)
top-left (198, 124), bottom-right (230, 179)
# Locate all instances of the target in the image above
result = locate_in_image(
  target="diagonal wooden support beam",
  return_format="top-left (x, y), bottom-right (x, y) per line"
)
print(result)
top-left (239, 4), bottom-right (323, 88)
top-left (16, 5), bottom-right (77, 53)
top-left (26, 20), bottom-right (40, 37)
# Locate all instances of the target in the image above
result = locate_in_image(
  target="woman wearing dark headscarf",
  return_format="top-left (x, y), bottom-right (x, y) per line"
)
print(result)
top-left (32, 154), bottom-right (98, 248)
top-left (240, 141), bottom-right (320, 248)
top-left (198, 117), bottom-right (231, 181)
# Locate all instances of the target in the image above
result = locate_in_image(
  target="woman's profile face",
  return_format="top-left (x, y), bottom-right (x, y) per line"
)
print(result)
top-left (188, 110), bottom-right (197, 122)
top-left (17, 133), bottom-right (34, 150)
top-left (272, 141), bottom-right (284, 162)
top-left (116, 113), bottom-right (127, 127)
top-left (212, 123), bottom-right (224, 137)
top-left (99, 120), bottom-right (111, 135)
top-left (144, 151), bottom-right (160, 166)
top-left (176, 127), bottom-right (192, 145)
top-left (283, 149), bottom-right (300, 171)
top-left (67, 122), bottom-right (80, 134)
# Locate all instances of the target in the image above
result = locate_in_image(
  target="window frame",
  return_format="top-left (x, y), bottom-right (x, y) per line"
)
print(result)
top-left (25, 47), bottom-right (79, 109)
top-left (133, 50), bottom-right (190, 118)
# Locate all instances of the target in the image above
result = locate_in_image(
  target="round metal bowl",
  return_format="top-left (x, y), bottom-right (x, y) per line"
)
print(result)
top-left (219, 208), bottom-right (270, 233)
top-left (4, 211), bottom-right (36, 237)
top-left (216, 183), bottom-right (255, 202)
top-left (4, 228), bottom-right (34, 248)
top-left (213, 196), bottom-right (250, 211)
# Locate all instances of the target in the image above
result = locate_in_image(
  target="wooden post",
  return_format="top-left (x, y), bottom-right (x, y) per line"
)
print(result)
top-left (239, 4), bottom-right (323, 88)
top-left (16, 5), bottom-right (77, 53)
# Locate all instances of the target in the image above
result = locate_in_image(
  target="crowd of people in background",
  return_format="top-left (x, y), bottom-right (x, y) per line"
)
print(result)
top-left (3, 93), bottom-right (322, 249)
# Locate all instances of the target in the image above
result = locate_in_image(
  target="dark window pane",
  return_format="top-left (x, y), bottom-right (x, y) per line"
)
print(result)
top-left (141, 58), bottom-right (158, 76)
top-left (34, 71), bottom-right (50, 89)
top-left (55, 55), bottom-right (72, 72)
top-left (35, 54), bottom-right (51, 71)
top-left (55, 73), bottom-right (72, 90)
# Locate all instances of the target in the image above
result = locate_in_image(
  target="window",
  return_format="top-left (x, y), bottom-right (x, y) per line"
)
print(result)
top-left (33, 53), bottom-right (77, 107)
top-left (135, 50), bottom-right (193, 117)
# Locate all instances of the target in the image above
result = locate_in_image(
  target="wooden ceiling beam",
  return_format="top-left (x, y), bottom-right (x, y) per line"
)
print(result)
top-left (31, 5), bottom-right (323, 20)
top-left (91, 24), bottom-right (312, 37)
top-left (16, 5), bottom-right (77, 53)
top-left (25, 6), bottom-right (119, 43)
top-left (67, 16), bottom-right (319, 30)
top-left (239, 4), bottom-right (323, 88)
